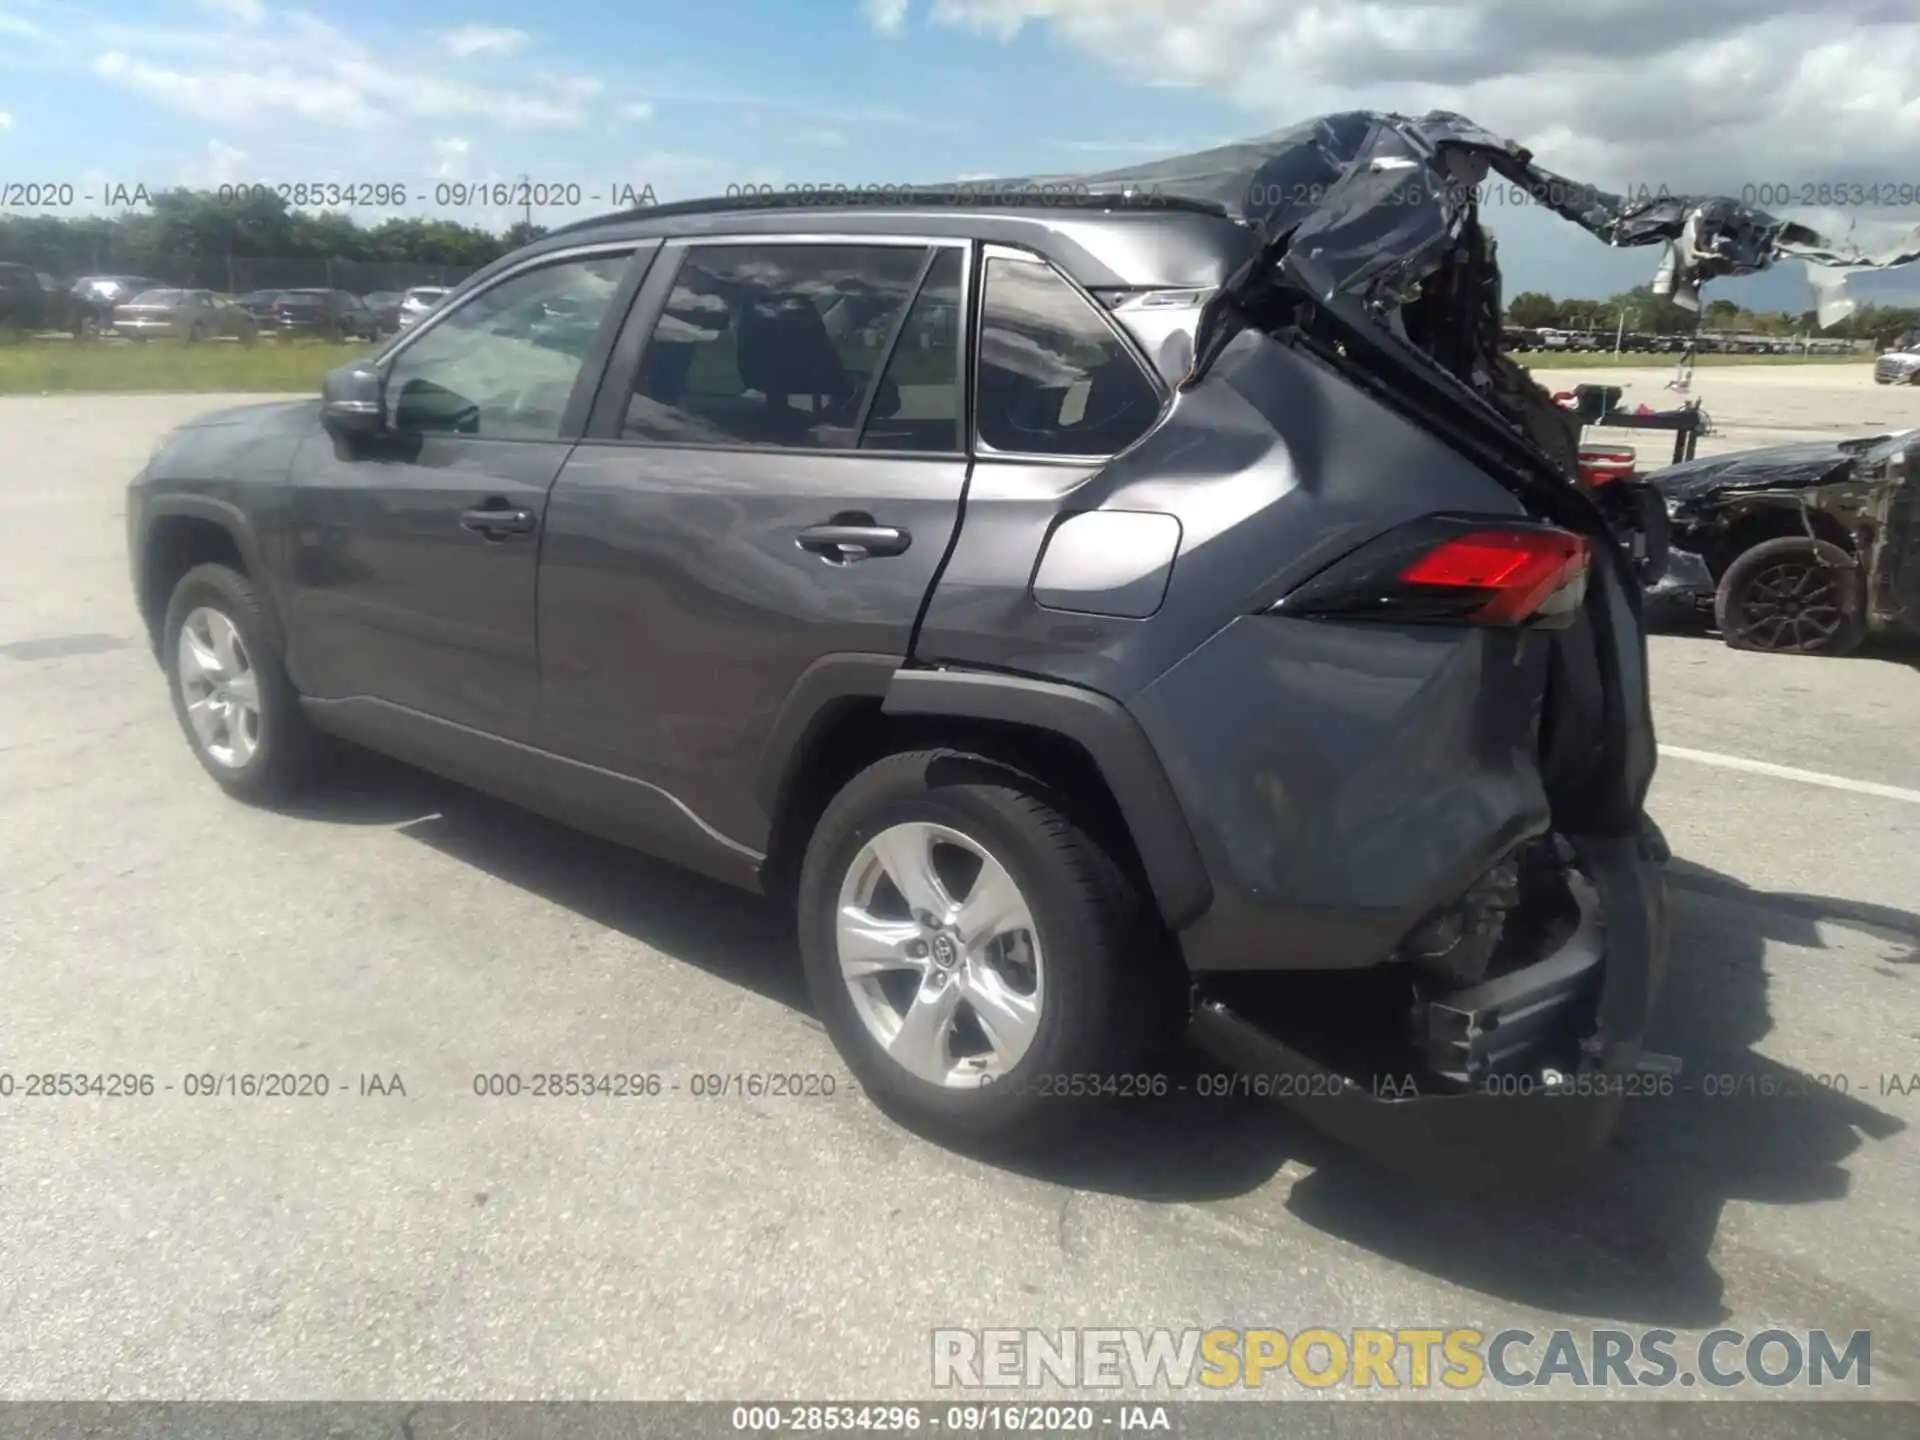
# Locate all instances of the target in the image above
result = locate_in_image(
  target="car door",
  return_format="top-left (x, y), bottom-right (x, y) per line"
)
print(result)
top-left (283, 240), bottom-right (651, 742)
top-left (537, 235), bottom-right (971, 854)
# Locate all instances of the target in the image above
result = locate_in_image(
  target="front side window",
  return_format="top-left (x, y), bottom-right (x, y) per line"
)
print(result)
top-left (624, 242), bottom-right (933, 449)
top-left (976, 256), bottom-right (1162, 457)
top-left (384, 251), bottom-right (632, 441)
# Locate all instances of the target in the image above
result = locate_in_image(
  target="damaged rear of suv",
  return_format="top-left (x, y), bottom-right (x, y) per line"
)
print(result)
top-left (131, 110), bottom-right (1917, 1178)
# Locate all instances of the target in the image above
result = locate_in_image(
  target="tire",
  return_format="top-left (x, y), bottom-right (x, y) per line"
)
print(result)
top-left (797, 747), bottom-right (1171, 1148)
top-left (186, 323), bottom-right (205, 345)
top-left (162, 562), bottom-right (325, 798)
top-left (1714, 536), bottom-right (1867, 656)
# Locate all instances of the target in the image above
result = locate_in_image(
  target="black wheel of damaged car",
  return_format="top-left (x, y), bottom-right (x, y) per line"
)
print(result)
top-left (1714, 536), bottom-right (1867, 656)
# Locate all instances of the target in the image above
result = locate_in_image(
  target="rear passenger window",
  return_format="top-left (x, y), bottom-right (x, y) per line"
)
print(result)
top-left (859, 248), bottom-right (962, 454)
top-left (625, 243), bottom-right (931, 449)
top-left (976, 256), bottom-right (1162, 456)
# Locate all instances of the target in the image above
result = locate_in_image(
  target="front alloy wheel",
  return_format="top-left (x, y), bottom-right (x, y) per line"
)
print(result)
top-left (1715, 536), bottom-right (1867, 656)
top-left (176, 606), bottom-right (262, 768)
top-left (835, 821), bottom-right (1044, 1086)
top-left (162, 561), bottom-right (329, 797)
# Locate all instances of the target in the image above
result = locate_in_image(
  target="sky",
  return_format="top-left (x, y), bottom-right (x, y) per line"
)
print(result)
top-left (3, 0), bottom-right (1919, 309)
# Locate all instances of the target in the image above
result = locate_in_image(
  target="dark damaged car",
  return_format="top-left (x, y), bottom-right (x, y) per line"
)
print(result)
top-left (124, 111), bottom-right (1915, 1178)
top-left (1645, 431), bottom-right (1920, 654)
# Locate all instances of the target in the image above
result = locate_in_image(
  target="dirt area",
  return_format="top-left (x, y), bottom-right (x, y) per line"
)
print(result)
top-left (1526, 362), bottom-right (1919, 459)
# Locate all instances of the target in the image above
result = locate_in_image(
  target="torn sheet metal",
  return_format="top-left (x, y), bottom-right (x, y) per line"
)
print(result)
top-left (1006, 109), bottom-right (1920, 317)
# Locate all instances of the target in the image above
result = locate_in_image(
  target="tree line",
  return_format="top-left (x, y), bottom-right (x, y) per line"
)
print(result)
top-left (1506, 285), bottom-right (1920, 349)
top-left (0, 187), bottom-right (554, 291)
top-left (7, 189), bottom-right (1917, 346)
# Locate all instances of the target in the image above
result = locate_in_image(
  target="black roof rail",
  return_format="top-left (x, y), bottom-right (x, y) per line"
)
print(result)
top-left (542, 186), bottom-right (1232, 240)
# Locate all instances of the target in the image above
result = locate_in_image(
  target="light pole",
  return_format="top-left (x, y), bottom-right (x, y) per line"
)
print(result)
top-left (1614, 307), bottom-right (1636, 357)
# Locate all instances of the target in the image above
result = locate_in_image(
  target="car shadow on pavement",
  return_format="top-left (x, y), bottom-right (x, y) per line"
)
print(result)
top-left (265, 749), bottom-right (809, 1010)
top-left (970, 854), bottom-right (1914, 1329)
top-left (1240, 854), bottom-right (1913, 1328)
top-left (277, 756), bottom-right (1912, 1328)
top-left (1649, 617), bottom-right (1920, 670)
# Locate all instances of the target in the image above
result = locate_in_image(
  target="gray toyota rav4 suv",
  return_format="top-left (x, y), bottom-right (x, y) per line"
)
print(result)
top-left (129, 115), bottom-right (1699, 1174)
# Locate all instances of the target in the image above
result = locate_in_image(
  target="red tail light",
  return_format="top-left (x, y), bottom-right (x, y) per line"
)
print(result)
top-left (1398, 529), bottom-right (1589, 625)
top-left (1273, 517), bottom-right (1591, 629)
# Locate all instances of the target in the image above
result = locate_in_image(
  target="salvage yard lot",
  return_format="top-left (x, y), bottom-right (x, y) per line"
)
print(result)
top-left (1, 372), bottom-right (1916, 1407)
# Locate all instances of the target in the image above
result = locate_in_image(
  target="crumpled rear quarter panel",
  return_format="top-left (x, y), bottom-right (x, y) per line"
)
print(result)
top-left (1130, 613), bottom-right (1554, 972)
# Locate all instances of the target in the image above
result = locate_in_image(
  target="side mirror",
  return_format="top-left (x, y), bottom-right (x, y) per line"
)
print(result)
top-left (321, 362), bottom-right (384, 440)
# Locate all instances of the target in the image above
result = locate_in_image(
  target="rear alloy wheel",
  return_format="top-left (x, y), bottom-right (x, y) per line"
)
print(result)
top-left (1714, 536), bottom-right (1867, 656)
top-left (835, 821), bottom-right (1047, 1086)
top-left (798, 748), bottom-right (1169, 1148)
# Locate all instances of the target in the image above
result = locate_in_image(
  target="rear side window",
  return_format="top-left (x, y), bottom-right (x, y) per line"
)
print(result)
top-left (859, 247), bottom-right (963, 454)
top-left (624, 242), bottom-right (931, 450)
top-left (976, 256), bottom-right (1162, 457)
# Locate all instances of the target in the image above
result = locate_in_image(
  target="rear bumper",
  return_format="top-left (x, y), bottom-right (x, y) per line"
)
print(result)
top-left (1189, 818), bottom-right (1672, 1182)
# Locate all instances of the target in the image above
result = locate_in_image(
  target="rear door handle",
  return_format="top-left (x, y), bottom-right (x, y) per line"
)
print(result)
top-left (796, 524), bottom-right (911, 562)
top-left (460, 505), bottom-right (538, 539)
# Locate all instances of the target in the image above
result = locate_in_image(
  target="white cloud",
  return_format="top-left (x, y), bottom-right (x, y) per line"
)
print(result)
top-left (439, 25), bottom-right (530, 58)
top-left (0, 109), bottom-right (12, 130)
top-left (0, 12), bottom-right (48, 39)
top-left (865, 0), bottom-right (911, 34)
top-left (196, 0), bottom-right (265, 23)
top-left (619, 100), bottom-right (655, 122)
top-left (88, 14), bottom-right (590, 130)
top-left (922, 1), bottom-right (1920, 195)
top-left (432, 136), bottom-right (470, 179)
top-left (801, 127), bottom-right (849, 147)
top-left (94, 51), bottom-right (382, 127)
top-left (178, 138), bottom-right (249, 187)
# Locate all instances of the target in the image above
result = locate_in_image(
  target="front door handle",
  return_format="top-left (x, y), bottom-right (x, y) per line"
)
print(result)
top-left (460, 505), bottom-right (538, 539)
top-left (797, 523), bottom-right (911, 562)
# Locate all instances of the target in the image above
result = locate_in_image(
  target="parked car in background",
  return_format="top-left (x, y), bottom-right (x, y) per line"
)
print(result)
top-left (361, 290), bottom-right (407, 334)
top-left (1873, 343), bottom-right (1920, 384)
top-left (395, 285), bottom-right (451, 332)
top-left (0, 262), bottom-right (66, 332)
top-left (69, 275), bottom-right (163, 337)
top-left (260, 288), bottom-right (380, 341)
top-left (111, 289), bottom-right (258, 344)
top-left (235, 290), bottom-right (285, 323)
top-left (1644, 431), bottom-right (1920, 653)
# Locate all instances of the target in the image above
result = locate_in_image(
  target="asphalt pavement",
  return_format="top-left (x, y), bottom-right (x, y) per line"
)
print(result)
top-left (1, 381), bottom-right (1916, 1409)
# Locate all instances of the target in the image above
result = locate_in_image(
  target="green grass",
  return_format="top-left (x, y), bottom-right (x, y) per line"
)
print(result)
top-left (1511, 350), bottom-right (1870, 369)
top-left (0, 337), bottom-right (376, 394)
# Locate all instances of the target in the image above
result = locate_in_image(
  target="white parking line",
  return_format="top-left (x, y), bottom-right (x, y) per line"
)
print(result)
top-left (1660, 744), bottom-right (1920, 805)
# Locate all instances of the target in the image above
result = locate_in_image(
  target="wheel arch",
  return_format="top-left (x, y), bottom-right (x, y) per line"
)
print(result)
top-left (138, 499), bottom-right (281, 654)
top-left (758, 660), bottom-right (1213, 933)
top-left (1701, 502), bottom-right (1857, 579)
